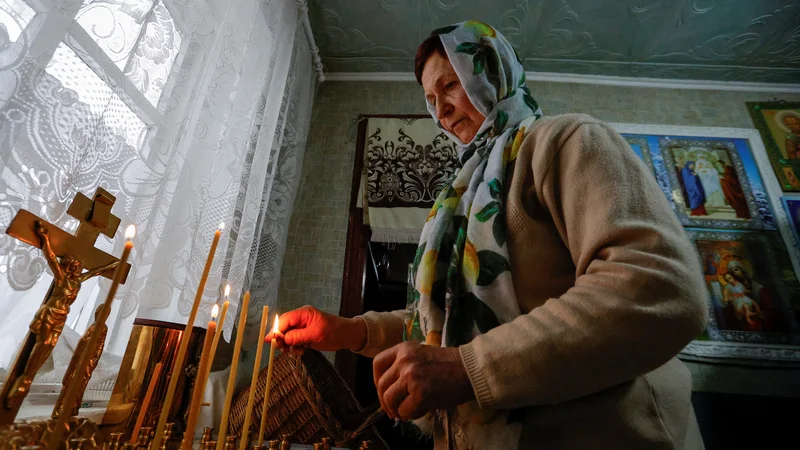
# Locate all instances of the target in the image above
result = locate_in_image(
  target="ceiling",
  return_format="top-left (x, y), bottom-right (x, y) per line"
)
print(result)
top-left (307, 0), bottom-right (800, 84)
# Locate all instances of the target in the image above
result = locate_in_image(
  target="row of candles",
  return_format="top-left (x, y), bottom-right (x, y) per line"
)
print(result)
top-left (49, 223), bottom-right (280, 448)
top-left (177, 288), bottom-right (279, 450)
top-left (149, 224), bottom-right (282, 450)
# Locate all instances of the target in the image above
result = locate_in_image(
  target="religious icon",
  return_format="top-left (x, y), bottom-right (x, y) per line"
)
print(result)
top-left (747, 102), bottom-right (800, 192)
top-left (0, 188), bottom-right (131, 425)
top-left (658, 137), bottom-right (774, 231)
top-left (781, 195), bottom-right (800, 250)
top-left (669, 147), bottom-right (748, 219)
top-left (688, 229), bottom-right (799, 346)
top-left (622, 136), bottom-right (656, 176)
top-left (783, 167), bottom-right (800, 189)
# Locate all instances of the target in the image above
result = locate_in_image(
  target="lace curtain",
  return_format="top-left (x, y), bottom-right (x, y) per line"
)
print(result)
top-left (0, 0), bottom-right (316, 378)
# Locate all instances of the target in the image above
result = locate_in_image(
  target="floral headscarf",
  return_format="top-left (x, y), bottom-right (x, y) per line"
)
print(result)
top-left (404, 21), bottom-right (542, 448)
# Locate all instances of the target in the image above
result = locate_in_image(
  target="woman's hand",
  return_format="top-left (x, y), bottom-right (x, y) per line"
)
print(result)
top-left (265, 305), bottom-right (367, 353)
top-left (373, 341), bottom-right (475, 421)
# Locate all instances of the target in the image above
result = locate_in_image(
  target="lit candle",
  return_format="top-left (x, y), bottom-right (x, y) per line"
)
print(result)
top-left (203, 287), bottom-right (230, 390)
top-left (153, 223), bottom-right (224, 447)
top-left (216, 291), bottom-right (250, 450)
top-left (130, 362), bottom-right (163, 445)
top-left (257, 314), bottom-right (280, 446)
top-left (181, 305), bottom-right (218, 450)
top-left (49, 225), bottom-right (136, 447)
top-left (238, 306), bottom-right (269, 450)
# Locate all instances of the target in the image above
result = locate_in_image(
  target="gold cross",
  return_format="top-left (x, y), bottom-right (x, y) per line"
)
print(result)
top-left (0, 188), bottom-right (132, 425)
top-left (6, 187), bottom-right (130, 281)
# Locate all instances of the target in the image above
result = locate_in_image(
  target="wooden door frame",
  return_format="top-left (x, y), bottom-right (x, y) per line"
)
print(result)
top-left (335, 114), bottom-right (430, 389)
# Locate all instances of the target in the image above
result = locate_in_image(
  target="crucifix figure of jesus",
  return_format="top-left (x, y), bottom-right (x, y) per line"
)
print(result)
top-left (0, 188), bottom-right (131, 425)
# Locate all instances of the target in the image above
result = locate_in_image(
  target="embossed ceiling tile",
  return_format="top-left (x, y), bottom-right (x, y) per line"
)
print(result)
top-left (603, 0), bottom-right (758, 62)
top-left (308, 0), bottom-right (418, 58)
top-left (309, 0), bottom-right (800, 84)
top-left (500, 0), bottom-right (627, 62)
top-left (408, 0), bottom-right (519, 36)
top-left (643, 2), bottom-right (800, 66)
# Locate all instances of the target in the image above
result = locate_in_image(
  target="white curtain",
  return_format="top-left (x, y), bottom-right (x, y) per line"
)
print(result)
top-left (0, 0), bottom-right (316, 382)
top-left (241, 28), bottom-right (315, 343)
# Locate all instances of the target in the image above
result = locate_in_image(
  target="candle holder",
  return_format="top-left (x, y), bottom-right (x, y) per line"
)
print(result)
top-left (135, 426), bottom-right (151, 447)
top-left (200, 428), bottom-right (213, 447)
top-left (158, 423), bottom-right (175, 450)
top-left (99, 319), bottom-right (208, 441)
top-left (70, 438), bottom-right (89, 450)
top-left (0, 417), bottom-right (102, 449)
top-left (107, 432), bottom-right (123, 450)
top-left (224, 436), bottom-right (236, 450)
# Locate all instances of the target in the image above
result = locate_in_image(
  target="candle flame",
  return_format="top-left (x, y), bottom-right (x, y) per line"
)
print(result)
top-left (272, 314), bottom-right (280, 334)
top-left (125, 224), bottom-right (136, 239)
top-left (211, 304), bottom-right (219, 319)
top-left (224, 284), bottom-right (231, 297)
top-left (219, 222), bottom-right (225, 231)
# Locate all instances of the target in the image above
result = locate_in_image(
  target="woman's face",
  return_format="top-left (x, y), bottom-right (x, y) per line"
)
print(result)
top-left (422, 52), bottom-right (486, 143)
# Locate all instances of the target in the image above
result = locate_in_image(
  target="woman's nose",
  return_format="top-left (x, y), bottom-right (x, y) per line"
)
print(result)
top-left (436, 100), bottom-right (451, 121)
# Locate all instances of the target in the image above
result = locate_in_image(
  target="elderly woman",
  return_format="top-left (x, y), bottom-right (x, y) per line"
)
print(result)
top-left (272, 22), bottom-right (707, 449)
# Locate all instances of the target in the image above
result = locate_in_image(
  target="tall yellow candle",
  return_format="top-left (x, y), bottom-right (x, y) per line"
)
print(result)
top-left (216, 291), bottom-right (250, 450)
top-left (181, 307), bottom-right (217, 450)
top-left (182, 295), bottom-right (228, 448)
top-left (238, 306), bottom-right (269, 450)
top-left (257, 314), bottom-right (280, 445)
top-left (49, 225), bottom-right (136, 447)
top-left (153, 223), bottom-right (224, 447)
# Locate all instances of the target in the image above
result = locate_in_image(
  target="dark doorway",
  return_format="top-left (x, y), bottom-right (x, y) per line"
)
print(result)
top-left (351, 242), bottom-right (432, 450)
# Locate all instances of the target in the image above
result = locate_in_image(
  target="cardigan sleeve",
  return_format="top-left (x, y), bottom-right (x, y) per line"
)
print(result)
top-left (353, 310), bottom-right (406, 358)
top-left (458, 121), bottom-right (708, 409)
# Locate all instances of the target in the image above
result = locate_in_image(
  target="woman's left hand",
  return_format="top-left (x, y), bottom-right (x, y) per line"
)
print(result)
top-left (373, 341), bottom-right (475, 421)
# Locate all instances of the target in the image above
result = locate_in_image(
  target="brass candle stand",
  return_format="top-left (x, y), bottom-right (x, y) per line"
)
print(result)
top-left (0, 191), bottom-right (198, 449)
top-left (0, 191), bottom-right (383, 450)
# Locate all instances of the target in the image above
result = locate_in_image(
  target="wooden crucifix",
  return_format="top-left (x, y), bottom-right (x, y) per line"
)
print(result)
top-left (0, 188), bottom-right (132, 425)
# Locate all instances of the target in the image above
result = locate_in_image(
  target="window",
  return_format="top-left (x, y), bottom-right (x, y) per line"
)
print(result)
top-left (47, 0), bottom-right (183, 335)
top-left (0, 0), bottom-right (184, 375)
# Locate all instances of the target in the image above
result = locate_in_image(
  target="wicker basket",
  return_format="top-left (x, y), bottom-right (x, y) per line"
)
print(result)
top-left (228, 350), bottom-right (387, 449)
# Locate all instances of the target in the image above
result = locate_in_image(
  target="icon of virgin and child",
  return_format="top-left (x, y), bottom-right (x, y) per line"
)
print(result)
top-left (701, 249), bottom-right (788, 333)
